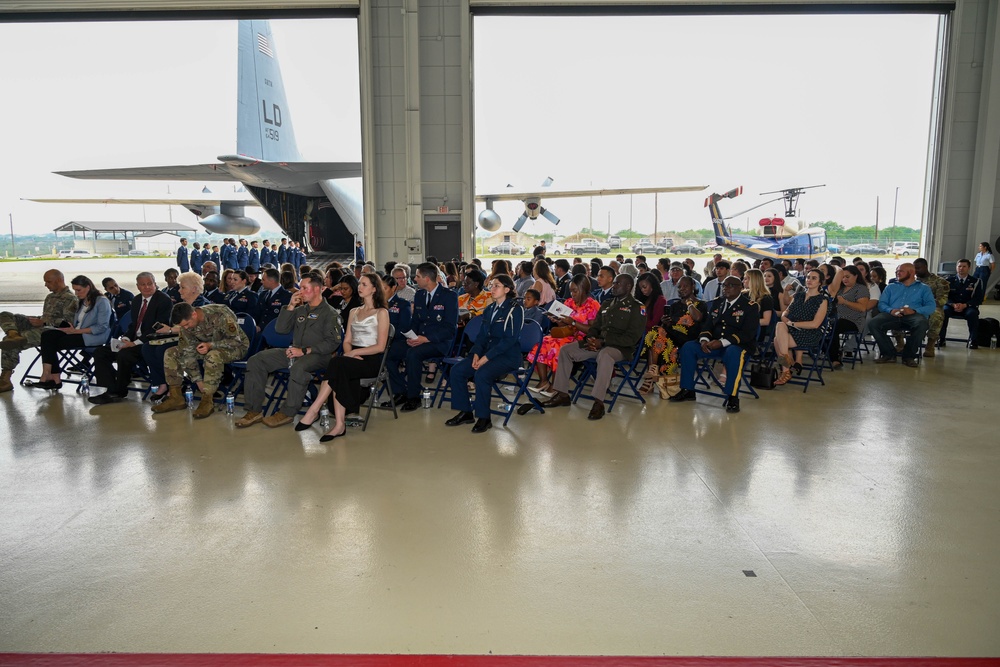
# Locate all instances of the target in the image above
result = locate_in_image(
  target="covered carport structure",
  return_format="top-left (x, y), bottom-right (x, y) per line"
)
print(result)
top-left (53, 220), bottom-right (198, 255)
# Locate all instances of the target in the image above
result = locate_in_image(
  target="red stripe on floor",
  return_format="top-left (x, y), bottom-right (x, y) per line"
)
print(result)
top-left (0, 656), bottom-right (997, 667)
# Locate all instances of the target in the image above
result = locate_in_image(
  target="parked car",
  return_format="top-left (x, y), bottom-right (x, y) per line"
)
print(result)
top-left (565, 238), bottom-right (611, 254)
top-left (890, 241), bottom-right (920, 256)
top-left (488, 241), bottom-right (526, 255)
top-left (845, 243), bottom-right (886, 255)
top-left (57, 249), bottom-right (99, 259)
top-left (607, 235), bottom-right (623, 249)
top-left (631, 240), bottom-right (667, 255)
top-left (128, 249), bottom-right (149, 256)
top-left (672, 242), bottom-right (705, 255)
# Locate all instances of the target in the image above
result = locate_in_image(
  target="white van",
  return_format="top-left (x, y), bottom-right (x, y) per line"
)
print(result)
top-left (890, 242), bottom-right (920, 256)
top-left (58, 249), bottom-right (99, 259)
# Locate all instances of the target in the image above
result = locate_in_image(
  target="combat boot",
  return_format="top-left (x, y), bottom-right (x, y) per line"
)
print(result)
top-left (151, 386), bottom-right (186, 413)
top-left (192, 386), bottom-right (218, 419)
top-left (0, 369), bottom-right (13, 393)
top-left (923, 336), bottom-right (936, 358)
top-left (0, 330), bottom-right (26, 351)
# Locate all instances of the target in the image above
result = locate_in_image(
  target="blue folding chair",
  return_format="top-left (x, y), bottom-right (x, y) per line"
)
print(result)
top-left (570, 337), bottom-right (647, 412)
top-left (785, 314), bottom-right (838, 393)
top-left (435, 316), bottom-right (484, 408)
top-left (218, 313), bottom-right (259, 402)
top-left (489, 320), bottom-right (545, 425)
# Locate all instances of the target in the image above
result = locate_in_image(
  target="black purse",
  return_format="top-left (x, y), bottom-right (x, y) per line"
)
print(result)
top-left (749, 361), bottom-right (777, 389)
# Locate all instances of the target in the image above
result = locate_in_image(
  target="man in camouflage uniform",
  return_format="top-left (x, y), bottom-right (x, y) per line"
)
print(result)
top-left (914, 257), bottom-right (950, 357)
top-left (152, 302), bottom-right (249, 418)
top-left (0, 270), bottom-right (79, 392)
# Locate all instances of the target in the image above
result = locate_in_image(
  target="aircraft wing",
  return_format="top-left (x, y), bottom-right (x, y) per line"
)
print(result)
top-left (476, 185), bottom-right (708, 202)
top-left (55, 164), bottom-right (240, 181)
top-left (56, 159), bottom-right (362, 183)
top-left (25, 197), bottom-right (257, 207)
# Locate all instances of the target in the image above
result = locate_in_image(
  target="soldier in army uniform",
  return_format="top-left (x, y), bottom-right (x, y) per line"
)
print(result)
top-left (0, 270), bottom-right (79, 393)
top-left (540, 274), bottom-right (647, 420)
top-left (914, 257), bottom-right (950, 357)
top-left (152, 303), bottom-right (250, 419)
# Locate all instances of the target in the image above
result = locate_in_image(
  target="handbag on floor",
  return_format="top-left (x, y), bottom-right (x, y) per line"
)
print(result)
top-left (656, 372), bottom-right (681, 399)
top-left (748, 361), bottom-right (777, 389)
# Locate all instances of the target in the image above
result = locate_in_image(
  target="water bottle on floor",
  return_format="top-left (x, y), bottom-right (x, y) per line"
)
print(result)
top-left (78, 375), bottom-right (90, 396)
top-left (319, 405), bottom-right (330, 430)
top-left (421, 388), bottom-right (432, 409)
top-left (225, 393), bottom-right (235, 415)
top-left (184, 387), bottom-right (194, 408)
top-left (991, 334), bottom-right (997, 350)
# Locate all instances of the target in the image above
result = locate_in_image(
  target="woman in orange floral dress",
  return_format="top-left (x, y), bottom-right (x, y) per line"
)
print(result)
top-left (528, 274), bottom-right (600, 397)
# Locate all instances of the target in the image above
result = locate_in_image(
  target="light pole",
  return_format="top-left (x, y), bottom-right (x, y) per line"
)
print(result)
top-left (8, 213), bottom-right (14, 258)
top-left (890, 186), bottom-right (899, 245)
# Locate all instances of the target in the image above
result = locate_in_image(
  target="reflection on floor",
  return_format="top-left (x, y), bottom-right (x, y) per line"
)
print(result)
top-left (1, 322), bottom-right (998, 658)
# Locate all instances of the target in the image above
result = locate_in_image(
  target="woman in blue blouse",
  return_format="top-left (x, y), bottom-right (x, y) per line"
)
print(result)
top-left (35, 275), bottom-right (112, 390)
top-left (445, 274), bottom-right (524, 434)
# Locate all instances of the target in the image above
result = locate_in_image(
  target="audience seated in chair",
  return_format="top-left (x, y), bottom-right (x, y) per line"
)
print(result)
top-left (34, 275), bottom-right (112, 390)
top-left (540, 274), bottom-right (646, 421)
top-left (940, 258), bottom-right (984, 349)
top-left (151, 302), bottom-right (250, 419)
top-left (90, 271), bottom-right (174, 405)
top-left (669, 276), bottom-right (759, 413)
top-left (235, 271), bottom-right (343, 430)
top-left (529, 274), bottom-right (600, 397)
top-left (868, 262), bottom-right (935, 368)
top-left (771, 269), bottom-right (829, 385)
top-left (0, 269), bottom-right (78, 393)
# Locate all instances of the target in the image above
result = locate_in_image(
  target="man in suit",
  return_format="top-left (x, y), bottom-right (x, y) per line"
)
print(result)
top-left (237, 239), bottom-right (250, 271)
top-left (277, 238), bottom-right (288, 265)
top-left (202, 271), bottom-right (227, 305)
top-left (89, 272), bottom-right (174, 404)
top-left (591, 266), bottom-right (616, 303)
top-left (387, 262), bottom-right (458, 412)
top-left (703, 260), bottom-right (731, 302)
top-left (255, 268), bottom-right (292, 332)
top-left (162, 269), bottom-right (182, 304)
top-left (210, 245), bottom-right (221, 269)
top-left (102, 277), bottom-right (135, 323)
top-left (670, 276), bottom-right (759, 414)
top-left (249, 241), bottom-right (261, 273)
top-left (554, 259), bottom-right (572, 300)
top-left (191, 243), bottom-right (203, 275)
top-left (177, 238), bottom-right (190, 273)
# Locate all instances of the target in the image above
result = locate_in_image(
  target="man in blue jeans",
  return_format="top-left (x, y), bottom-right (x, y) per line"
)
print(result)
top-left (869, 262), bottom-right (936, 367)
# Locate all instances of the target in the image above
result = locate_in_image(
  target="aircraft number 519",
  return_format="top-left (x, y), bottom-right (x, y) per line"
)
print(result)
top-left (266, 128), bottom-right (280, 141)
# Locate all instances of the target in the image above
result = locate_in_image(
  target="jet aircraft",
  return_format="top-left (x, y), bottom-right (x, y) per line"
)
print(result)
top-left (28, 20), bottom-right (362, 253)
top-left (706, 185), bottom-right (829, 262)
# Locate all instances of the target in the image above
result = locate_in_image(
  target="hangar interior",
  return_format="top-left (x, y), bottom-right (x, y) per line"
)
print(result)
top-left (1, 0), bottom-right (999, 661)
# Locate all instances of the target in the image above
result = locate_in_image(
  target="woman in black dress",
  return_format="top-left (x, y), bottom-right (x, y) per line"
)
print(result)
top-left (772, 269), bottom-right (829, 386)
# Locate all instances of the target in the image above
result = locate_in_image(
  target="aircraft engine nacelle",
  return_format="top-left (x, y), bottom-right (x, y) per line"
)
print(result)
top-left (199, 213), bottom-right (261, 235)
top-left (478, 208), bottom-right (502, 232)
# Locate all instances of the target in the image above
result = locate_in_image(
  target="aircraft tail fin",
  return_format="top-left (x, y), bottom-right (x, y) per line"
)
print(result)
top-left (237, 20), bottom-right (301, 163)
top-left (704, 187), bottom-right (742, 246)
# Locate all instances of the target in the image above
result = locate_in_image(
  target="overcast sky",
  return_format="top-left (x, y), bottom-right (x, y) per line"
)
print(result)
top-left (0, 18), bottom-right (359, 236)
top-left (474, 13), bottom-right (940, 238)
top-left (0, 12), bottom-right (939, 239)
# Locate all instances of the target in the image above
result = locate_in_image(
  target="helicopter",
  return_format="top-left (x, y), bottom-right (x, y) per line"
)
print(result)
top-left (705, 184), bottom-right (830, 262)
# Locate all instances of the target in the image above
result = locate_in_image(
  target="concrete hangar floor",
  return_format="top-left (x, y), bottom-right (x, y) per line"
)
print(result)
top-left (0, 309), bottom-right (998, 662)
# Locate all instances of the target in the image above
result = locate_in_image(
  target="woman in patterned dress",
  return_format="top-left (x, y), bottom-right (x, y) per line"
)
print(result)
top-left (772, 268), bottom-right (829, 385)
top-left (528, 274), bottom-right (600, 397)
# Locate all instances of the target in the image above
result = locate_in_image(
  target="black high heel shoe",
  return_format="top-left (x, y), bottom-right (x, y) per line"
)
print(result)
top-left (792, 362), bottom-right (803, 375)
